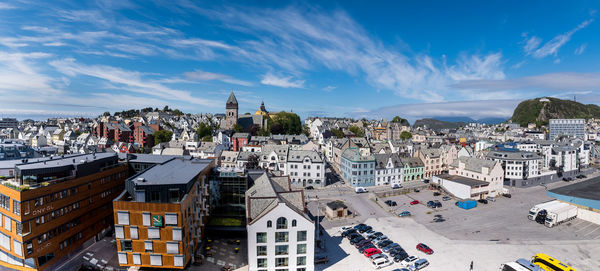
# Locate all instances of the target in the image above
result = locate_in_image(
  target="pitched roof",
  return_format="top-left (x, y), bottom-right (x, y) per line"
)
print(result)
top-left (451, 156), bottom-right (498, 174)
top-left (226, 92), bottom-right (238, 105)
top-left (245, 173), bottom-right (307, 224)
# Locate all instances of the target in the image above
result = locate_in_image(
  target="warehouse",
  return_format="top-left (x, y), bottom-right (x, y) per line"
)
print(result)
top-left (547, 177), bottom-right (600, 225)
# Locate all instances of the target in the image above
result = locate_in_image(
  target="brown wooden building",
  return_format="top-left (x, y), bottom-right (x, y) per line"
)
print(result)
top-left (113, 157), bottom-right (213, 269)
top-left (0, 153), bottom-right (128, 271)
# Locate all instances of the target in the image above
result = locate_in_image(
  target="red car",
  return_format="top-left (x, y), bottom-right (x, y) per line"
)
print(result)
top-left (416, 243), bottom-right (433, 254)
top-left (410, 200), bottom-right (420, 205)
top-left (363, 248), bottom-right (382, 257)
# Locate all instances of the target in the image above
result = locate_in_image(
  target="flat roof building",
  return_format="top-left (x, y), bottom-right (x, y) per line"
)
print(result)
top-left (113, 157), bottom-right (214, 269)
top-left (0, 152), bottom-right (128, 270)
top-left (549, 119), bottom-right (585, 140)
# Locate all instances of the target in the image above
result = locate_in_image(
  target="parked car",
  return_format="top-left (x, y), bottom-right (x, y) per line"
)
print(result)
top-left (414, 188), bottom-right (420, 192)
top-left (314, 256), bottom-right (329, 264)
top-left (341, 229), bottom-right (357, 237)
top-left (400, 256), bottom-right (420, 267)
top-left (376, 240), bottom-right (393, 248)
top-left (359, 244), bottom-right (376, 253)
top-left (341, 225), bottom-right (354, 232)
top-left (383, 243), bottom-right (400, 253)
top-left (426, 201), bottom-right (435, 208)
top-left (393, 251), bottom-right (410, 262)
top-left (389, 247), bottom-right (405, 257)
top-left (358, 225), bottom-right (372, 233)
top-left (416, 243), bottom-right (433, 255)
top-left (346, 232), bottom-right (361, 240)
top-left (423, 179), bottom-right (430, 183)
top-left (410, 200), bottom-right (420, 205)
top-left (364, 229), bottom-right (376, 235)
top-left (363, 248), bottom-right (382, 257)
top-left (442, 196), bottom-right (451, 201)
top-left (369, 253), bottom-right (388, 261)
top-left (372, 257), bottom-right (393, 269)
top-left (305, 186), bottom-right (314, 190)
top-left (353, 223), bottom-right (367, 230)
top-left (398, 211), bottom-right (411, 217)
top-left (503, 193), bottom-right (512, 198)
top-left (433, 192), bottom-right (441, 196)
top-left (434, 201), bottom-right (442, 208)
top-left (350, 236), bottom-right (365, 245)
top-left (355, 239), bottom-right (372, 248)
top-left (410, 258), bottom-right (430, 270)
top-left (368, 232), bottom-right (383, 240)
top-left (392, 183), bottom-right (403, 189)
top-left (486, 196), bottom-right (496, 202)
top-left (385, 200), bottom-right (398, 207)
top-left (392, 268), bottom-right (410, 271)
top-left (477, 199), bottom-right (488, 204)
top-left (373, 235), bottom-right (388, 243)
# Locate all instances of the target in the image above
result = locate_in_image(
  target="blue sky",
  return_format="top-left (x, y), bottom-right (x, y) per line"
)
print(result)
top-left (0, 1), bottom-right (599, 122)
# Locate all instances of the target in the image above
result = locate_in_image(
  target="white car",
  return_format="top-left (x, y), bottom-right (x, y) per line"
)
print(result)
top-left (400, 256), bottom-right (420, 267)
top-left (372, 257), bottom-right (393, 269)
top-left (340, 225), bottom-right (354, 232)
top-left (409, 258), bottom-right (429, 270)
top-left (369, 253), bottom-right (388, 261)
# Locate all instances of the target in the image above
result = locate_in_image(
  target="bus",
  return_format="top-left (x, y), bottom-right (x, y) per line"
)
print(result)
top-left (500, 259), bottom-right (545, 271)
top-left (531, 253), bottom-right (576, 271)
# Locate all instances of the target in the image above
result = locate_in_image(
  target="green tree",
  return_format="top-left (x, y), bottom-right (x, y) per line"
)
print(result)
top-left (302, 125), bottom-right (310, 136)
top-left (400, 131), bottom-right (412, 140)
top-left (233, 124), bottom-right (244, 133)
top-left (257, 128), bottom-right (270, 136)
top-left (196, 123), bottom-right (213, 138)
top-left (154, 130), bottom-right (173, 145)
top-left (202, 135), bottom-right (213, 142)
top-left (269, 112), bottom-right (302, 135)
top-left (102, 111), bottom-right (111, 117)
top-left (349, 126), bottom-right (364, 137)
top-left (330, 129), bottom-right (344, 138)
top-left (392, 116), bottom-right (409, 126)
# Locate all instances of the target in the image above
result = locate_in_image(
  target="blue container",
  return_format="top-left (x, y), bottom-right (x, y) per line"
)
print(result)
top-left (457, 200), bottom-right (477, 210)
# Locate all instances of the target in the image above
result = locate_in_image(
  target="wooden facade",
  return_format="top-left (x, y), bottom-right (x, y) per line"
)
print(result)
top-left (113, 163), bottom-right (212, 269)
top-left (0, 164), bottom-right (129, 271)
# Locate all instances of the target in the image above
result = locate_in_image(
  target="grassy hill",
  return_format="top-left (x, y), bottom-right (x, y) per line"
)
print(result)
top-left (511, 97), bottom-right (600, 127)
top-left (413, 118), bottom-right (466, 130)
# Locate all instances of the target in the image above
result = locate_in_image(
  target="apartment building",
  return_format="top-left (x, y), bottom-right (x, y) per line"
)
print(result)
top-left (549, 119), bottom-right (585, 140)
top-left (246, 173), bottom-right (314, 271)
top-left (0, 153), bottom-right (127, 270)
top-left (416, 148), bottom-right (443, 178)
top-left (486, 149), bottom-right (544, 187)
top-left (285, 150), bottom-right (325, 188)
top-left (374, 153), bottom-right (403, 186)
top-left (341, 147), bottom-right (375, 187)
top-left (449, 156), bottom-right (504, 197)
top-left (113, 157), bottom-right (214, 269)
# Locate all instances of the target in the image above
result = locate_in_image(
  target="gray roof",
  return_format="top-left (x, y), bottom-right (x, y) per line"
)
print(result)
top-left (420, 147), bottom-right (441, 158)
top-left (437, 174), bottom-right (489, 187)
top-left (232, 132), bottom-right (250, 138)
top-left (342, 147), bottom-right (374, 162)
top-left (400, 157), bottom-right (424, 167)
top-left (120, 153), bottom-right (190, 164)
top-left (374, 153), bottom-right (403, 169)
top-left (226, 92), bottom-right (238, 105)
top-left (287, 150), bottom-right (323, 163)
top-left (16, 153), bottom-right (116, 171)
top-left (450, 156), bottom-right (498, 174)
top-left (130, 158), bottom-right (212, 186)
top-left (326, 201), bottom-right (347, 210)
top-left (486, 150), bottom-right (542, 160)
top-left (245, 173), bottom-right (308, 224)
top-left (549, 177), bottom-right (600, 201)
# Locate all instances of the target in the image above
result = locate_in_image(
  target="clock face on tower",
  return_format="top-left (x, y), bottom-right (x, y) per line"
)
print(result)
top-left (152, 215), bottom-right (163, 227)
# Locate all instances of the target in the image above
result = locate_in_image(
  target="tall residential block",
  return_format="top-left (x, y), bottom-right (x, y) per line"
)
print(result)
top-left (549, 119), bottom-right (585, 140)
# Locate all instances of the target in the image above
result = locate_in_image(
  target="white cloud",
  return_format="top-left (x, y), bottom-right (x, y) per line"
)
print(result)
top-left (574, 43), bottom-right (587, 55)
top-left (446, 53), bottom-right (505, 81)
top-left (261, 73), bottom-right (305, 88)
top-left (49, 58), bottom-right (218, 106)
top-left (528, 19), bottom-right (593, 58)
top-left (523, 36), bottom-right (541, 55)
top-left (322, 86), bottom-right (337, 91)
top-left (182, 70), bottom-right (253, 86)
top-left (0, 2), bottom-right (15, 9)
top-left (453, 72), bottom-right (600, 92)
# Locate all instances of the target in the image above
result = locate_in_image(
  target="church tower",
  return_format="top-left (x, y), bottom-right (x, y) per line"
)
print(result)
top-left (224, 91), bottom-right (238, 130)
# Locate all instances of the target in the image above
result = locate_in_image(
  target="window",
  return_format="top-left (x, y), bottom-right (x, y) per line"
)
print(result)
top-left (0, 194), bottom-right (9, 210)
top-left (169, 189), bottom-right (180, 203)
top-left (118, 253), bottom-right (128, 264)
top-left (148, 227), bottom-right (160, 239)
top-left (150, 191), bottom-right (160, 202)
top-left (297, 244), bottom-right (307, 254)
top-left (13, 240), bottom-right (22, 256)
top-left (142, 212), bottom-right (151, 226)
top-left (275, 232), bottom-right (289, 242)
top-left (4, 216), bottom-right (10, 231)
top-left (166, 242), bottom-right (179, 254)
top-left (257, 258), bottom-right (267, 268)
top-left (12, 200), bottom-right (20, 215)
top-left (144, 241), bottom-right (153, 252)
top-left (256, 232), bottom-right (267, 243)
top-left (132, 253), bottom-right (141, 265)
top-left (267, 220), bottom-right (272, 228)
top-left (292, 220), bottom-right (297, 227)
top-left (276, 217), bottom-right (287, 229)
top-left (165, 213), bottom-right (178, 226)
top-left (172, 228), bottom-right (183, 241)
top-left (257, 246), bottom-right (267, 256)
top-left (275, 258), bottom-right (288, 267)
top-left (275, 245), bottom-right (288, 255)
top-left (120, 240), bottom-right (132, 251)
top-left (117, 211), bottom-right (130, 225)
top-left (130, 227), bottom-right (138, 239)
top-left (115, 226), bottom-right (124, 239)
top-left (174, 255), bottom-right (184, 267)
top-left (150, 254), bottom-right (162, 266)
top-left (297, 231), bottom-right (307, 242)
top-left (297, 256), bottom-right (306, 266)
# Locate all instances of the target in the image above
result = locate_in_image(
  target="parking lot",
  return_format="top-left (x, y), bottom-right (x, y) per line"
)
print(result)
top-left (310, 176), bottom-right (600, 270)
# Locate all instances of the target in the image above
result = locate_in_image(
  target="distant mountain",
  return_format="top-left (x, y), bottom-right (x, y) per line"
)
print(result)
top-left (475, 117), bottom-right (507, 125)
top-left (511, 97), bottom-right (600, 127)
top-left (426, 116), bottom-right (507, 125)
top-left (413, 118), bottom-right (466, 130)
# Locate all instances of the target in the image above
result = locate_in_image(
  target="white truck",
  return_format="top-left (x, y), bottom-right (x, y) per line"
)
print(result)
top-left (528, 200), bottom-right (559, 220)
top-left (544, 204), bottom-right (577, 228)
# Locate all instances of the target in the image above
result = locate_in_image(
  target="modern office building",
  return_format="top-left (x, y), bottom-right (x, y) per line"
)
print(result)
top-left (246, 173), bottom-right (314, 271)
top-left (0, 118), bottom-right (18, 129)
top-left (113, 157), bottom-right (214, 269)
top-left (0, 153), bottom-right (128, 270)
top-left (549, 119), bottom-right (585, 140)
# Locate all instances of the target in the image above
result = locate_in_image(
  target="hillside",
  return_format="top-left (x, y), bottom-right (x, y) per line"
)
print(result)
top-left (413, 118), bottom-right (466, 130)
top-left (511, 97), bottom-right (600, 127)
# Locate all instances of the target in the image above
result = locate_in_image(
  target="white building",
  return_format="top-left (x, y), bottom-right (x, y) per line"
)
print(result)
top-left (486, 149), bottom-right (548, 187)
top-left (449, 156), bottom-right (504, 197)
top-left (285, 150), bottom-right (326, 187)
top-left (246, 174), bottom-right (314, 271)
top-left (374, 153), bottom-right (404, 186)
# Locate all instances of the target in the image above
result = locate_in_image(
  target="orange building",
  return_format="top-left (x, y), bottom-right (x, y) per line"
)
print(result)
top-left (0, 153), bottom-right (127, 270)
top-left (113, 157), bottom-right (213, 269)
